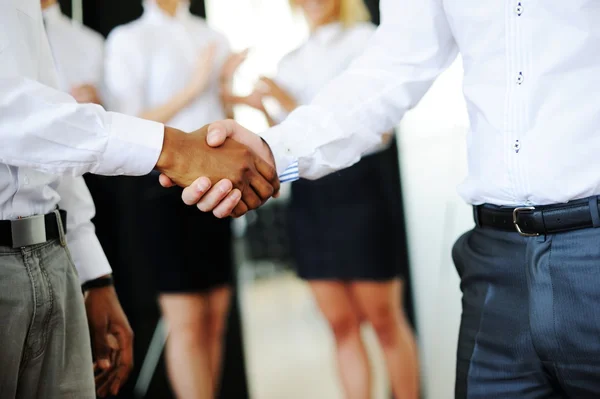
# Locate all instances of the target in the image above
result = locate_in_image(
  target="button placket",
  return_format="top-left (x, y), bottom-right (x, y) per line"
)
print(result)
top-left (515, 2), bottom-right (523, 16)
top-left (516, 71), bottom-right (524, 85)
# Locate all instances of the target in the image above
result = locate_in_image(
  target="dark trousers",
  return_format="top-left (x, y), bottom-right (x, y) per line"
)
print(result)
top-left (453, 226), bottom-right (600, 398)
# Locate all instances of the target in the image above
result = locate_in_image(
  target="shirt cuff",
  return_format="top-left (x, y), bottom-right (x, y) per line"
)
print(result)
top-left (67, 230), bottom-right (112, 284)
top-left (94, 112), bottom-right (164, 176)
top-left (279, 161), bottom-right (299, 183)
top-left (260, 124), bottom-right (297, 176)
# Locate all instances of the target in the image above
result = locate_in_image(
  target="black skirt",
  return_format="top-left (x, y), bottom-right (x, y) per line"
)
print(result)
top-left (134, 174), bottom-right (233, 293)
top-left (288, 139), bottom-right (406, 281)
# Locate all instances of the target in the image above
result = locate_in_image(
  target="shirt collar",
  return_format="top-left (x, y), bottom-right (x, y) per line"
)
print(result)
top-left (42, 3), bottom-right (63, 23)
top-left (143, 1), bottom-right (191, 24)
top-left (310, 21), bottom-right (344, 45)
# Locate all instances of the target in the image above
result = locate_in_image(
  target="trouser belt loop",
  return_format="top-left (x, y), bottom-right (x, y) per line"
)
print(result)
top-left (589, 196), bottom-right (600, 228)
top-left (53, 208), bottom-right (67, 247)
top-left (473, 206), bottom-right (482, 227)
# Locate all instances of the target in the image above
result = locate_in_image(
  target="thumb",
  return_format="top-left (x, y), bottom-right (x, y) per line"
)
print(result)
top-left (158, 173), bottom-right (176, 188)
top-left (206, 119), bottom-right (260, 149)
top-left (206, 121), bottom-right (231, 147)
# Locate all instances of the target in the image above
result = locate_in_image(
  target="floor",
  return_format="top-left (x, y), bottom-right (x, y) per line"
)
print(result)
top-left (238, 267), bottom-right (390, 399)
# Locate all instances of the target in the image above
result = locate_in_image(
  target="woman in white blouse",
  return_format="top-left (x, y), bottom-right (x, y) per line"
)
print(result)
top-left (228, 0), bottom-right (419, 397)
top-left (104, 1), bottom-right (245, 398)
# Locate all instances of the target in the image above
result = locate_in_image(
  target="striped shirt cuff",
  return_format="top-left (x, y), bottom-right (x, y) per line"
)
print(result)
top-left (279, 161), bottom-right (299, 183)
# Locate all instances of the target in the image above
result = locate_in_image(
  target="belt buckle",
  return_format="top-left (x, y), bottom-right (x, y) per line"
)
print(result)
top-left (11, 215), bottom-right (47, 248)
top-left (512, 206), bottom-right (539, 237)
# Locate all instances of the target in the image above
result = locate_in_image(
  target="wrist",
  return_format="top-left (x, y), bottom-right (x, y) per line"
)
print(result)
top-left (82, 274), bottom-right (114, 292)
top-left (156, 126), bottom-right (186, 173)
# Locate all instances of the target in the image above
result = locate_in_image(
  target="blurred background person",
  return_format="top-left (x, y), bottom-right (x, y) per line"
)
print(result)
top-left (41, 0), bottom-right (104, 104)
top-left (226, 0), bottom-right (419, 398)
top-left (104, 0), bottom-right (245, 397)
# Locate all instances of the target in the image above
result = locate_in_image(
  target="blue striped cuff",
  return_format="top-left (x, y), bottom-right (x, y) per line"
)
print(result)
top-left (279, 161), bottom-right (299, 183)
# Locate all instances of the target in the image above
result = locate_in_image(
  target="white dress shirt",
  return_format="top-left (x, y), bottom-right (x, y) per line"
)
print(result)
top-left (0, 0), bottom-right (165, 282)
top-left (264, 0), bottom-right (600, 206)
top-left (104, 1), bottom-right (229, 130)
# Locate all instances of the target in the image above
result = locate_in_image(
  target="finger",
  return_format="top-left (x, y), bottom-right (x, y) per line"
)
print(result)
top-left (212, 189), bottom-right (242, 218)
top-left (159, 173), bottom-right (177, 188)
top-left (111, 330), bottom-right (133, 394)
top-left (252, 156), bottom-right (279, 200)
top-left (206, 119), bottom-right (256, 148)
top-left (237, 48), bottom-right (250, 59)
top-left (240, 184), bottom-right (262, 211)
top-left (94, 363), bottom-right (112, 385)
top-left (196, 179), bottom-right (233, 212)
top-left (96, 357), bottom-right (118, 398)
top-left (224, 95), bottom-right (252, 106)
top-left (231, 200), bottom-right (249, 218)
top-left (181, 177), bottom-right (212, 205)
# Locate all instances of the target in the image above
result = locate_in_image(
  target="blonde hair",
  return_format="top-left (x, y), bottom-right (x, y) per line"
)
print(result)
top-left (289, 0), bottom-right (371, 28)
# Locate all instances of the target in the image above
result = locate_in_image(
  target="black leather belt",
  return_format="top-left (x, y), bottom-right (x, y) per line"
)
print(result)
top-left (474, 197), bottom-right (600, 236)
top-left (0, 210), bottom-right (68, 248)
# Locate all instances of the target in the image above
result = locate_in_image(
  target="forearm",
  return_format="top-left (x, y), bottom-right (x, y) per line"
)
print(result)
top-left (261, 0), bottom-right (458, 180)
top-left (0, 77), bottom-right (164, 177)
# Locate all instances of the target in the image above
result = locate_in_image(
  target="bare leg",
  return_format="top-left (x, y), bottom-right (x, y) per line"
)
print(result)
top-left (159, 294), bottom-right (212, 399)
top-left (205, 285), bottom-right (232, 392)
top-left (310, 281), bottom-right (371, 399)
top-left (351, 280), bottom-right (420, 399)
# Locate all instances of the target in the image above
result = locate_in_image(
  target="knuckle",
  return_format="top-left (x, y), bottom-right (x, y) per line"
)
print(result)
top-left (265, 185), bottom-right (275, 198)
top-left (247, 197), bottom-right (261, 210)
top-left (232, 177), bottom-right (245, 188)
top-left (240, 160), bottom-right (251, 173)
top-left (264, 166), bottom-right (277, 181)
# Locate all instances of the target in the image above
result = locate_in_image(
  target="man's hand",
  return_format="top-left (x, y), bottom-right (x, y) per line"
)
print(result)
top-left (156, 125), bottom-right (279, 213)
top-left (85, 283), bottom-right (134, 397)
top-left (158, 120), bottom-right (277, 218)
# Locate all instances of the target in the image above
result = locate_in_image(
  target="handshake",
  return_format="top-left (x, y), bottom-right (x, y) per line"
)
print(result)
top-left (155, 120), bottom-right (281, 218)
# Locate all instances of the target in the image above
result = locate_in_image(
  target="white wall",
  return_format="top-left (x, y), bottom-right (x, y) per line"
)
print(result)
top-left (398, 58), bottom-right (473, 399)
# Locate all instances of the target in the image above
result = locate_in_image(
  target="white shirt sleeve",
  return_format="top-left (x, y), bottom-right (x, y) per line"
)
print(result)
top-left (261, 0), bottom-right (459, 180)
top-left (57, 176), bottom-right (112, 284)
top-left (0, 21), bottom-right (163, 178)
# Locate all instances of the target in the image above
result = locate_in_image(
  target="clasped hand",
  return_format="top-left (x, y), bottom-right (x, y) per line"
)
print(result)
top-left (156, 122), bottom-right (277, 217)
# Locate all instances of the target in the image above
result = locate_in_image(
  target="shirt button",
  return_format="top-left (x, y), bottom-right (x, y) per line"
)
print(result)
top-left (23, 176), bottom-right (29, 185)
top-left (513, 140), bottom-right (521, 152)
top-left (116, 168), bottom-right (124, 175)
top-left (515, 2), bottom-right (523, 16)
top-left (516, 72), bottom-right (524, 85)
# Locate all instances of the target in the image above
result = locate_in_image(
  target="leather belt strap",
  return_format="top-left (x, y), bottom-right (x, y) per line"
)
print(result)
top-left (474, 197), bottom-right (600, 236)
top-left (0, 210), bottom-right (68, 248)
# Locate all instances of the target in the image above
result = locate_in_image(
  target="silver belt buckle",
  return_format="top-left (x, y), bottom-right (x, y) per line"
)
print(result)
top-left (11, 215), bottom-right (47, 248)
top-left (512, 206), bottom-right (539, 237)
